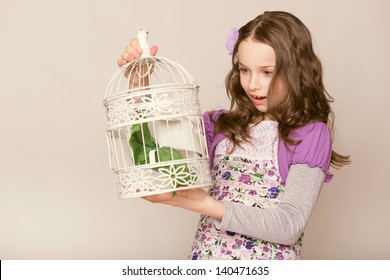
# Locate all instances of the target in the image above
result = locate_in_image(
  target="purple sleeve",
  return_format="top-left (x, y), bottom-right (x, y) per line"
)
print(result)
top-left (203, 110), bottom-right (228, 170)
top-left (202, 111), bottom-right (215, 156)
top-left (278, 122), bottom-right (333, 183)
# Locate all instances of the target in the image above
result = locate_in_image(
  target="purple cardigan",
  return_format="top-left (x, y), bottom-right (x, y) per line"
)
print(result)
top-left (203, 110), bottom-right (333, 183)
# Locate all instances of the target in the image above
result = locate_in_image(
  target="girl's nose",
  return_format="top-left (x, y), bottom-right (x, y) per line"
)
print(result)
top-left (249, 74), bottom-right (261, 92)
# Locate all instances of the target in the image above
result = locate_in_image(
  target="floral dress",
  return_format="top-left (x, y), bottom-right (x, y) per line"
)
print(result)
top-left (189, 121), bottom-right (302, 260)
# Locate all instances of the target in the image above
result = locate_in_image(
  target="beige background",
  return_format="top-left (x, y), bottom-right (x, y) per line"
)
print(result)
top-left (1, 0), bottom-right (389, 259)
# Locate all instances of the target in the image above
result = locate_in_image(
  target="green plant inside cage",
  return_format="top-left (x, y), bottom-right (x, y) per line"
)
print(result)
top-left (129, 122), bottom-right (197, 193)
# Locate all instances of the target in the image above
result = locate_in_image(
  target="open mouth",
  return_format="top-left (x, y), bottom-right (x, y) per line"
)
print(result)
top-left (251, 95), bottom-right (267, 105)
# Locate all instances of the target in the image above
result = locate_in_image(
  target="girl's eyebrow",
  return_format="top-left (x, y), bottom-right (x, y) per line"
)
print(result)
top-left (238, 62), bottom-right (275, 68)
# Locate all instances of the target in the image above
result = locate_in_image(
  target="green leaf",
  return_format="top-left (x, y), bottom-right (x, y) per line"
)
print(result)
top-left (130, 123), bottom-right (157, 165)
top-left (129, 122), bottom-right (197, 186)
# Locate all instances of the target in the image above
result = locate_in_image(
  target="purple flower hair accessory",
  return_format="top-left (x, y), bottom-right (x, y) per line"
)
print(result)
top-left (225, 27), bottom-right (239, 55)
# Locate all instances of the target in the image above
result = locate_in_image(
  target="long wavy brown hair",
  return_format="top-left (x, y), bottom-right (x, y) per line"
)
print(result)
top-left (214, 11), bottom-right (350, 168)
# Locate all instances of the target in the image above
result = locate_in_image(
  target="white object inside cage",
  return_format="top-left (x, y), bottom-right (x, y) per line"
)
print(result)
top-left (103, 30), bottom-right (212, 198)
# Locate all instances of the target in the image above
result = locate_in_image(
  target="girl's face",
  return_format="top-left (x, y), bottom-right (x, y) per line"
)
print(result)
top-left (238, 38), bottom-right (284, 118)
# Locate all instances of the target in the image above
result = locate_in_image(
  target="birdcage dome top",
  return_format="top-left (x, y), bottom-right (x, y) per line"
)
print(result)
top-left (104, 31), bottom-right (198, 104)
top-left (103, 30), bottom-right (202, 131)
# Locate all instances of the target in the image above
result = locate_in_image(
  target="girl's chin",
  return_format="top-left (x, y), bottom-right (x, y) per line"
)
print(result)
top-left (254, 104), bottom-right (267, 113)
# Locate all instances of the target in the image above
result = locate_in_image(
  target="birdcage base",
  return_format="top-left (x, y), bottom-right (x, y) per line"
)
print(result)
top-left (114, 159), bottom-right (213, 199)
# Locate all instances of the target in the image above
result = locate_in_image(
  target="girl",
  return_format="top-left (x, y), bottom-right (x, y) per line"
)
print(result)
top-left (117, 11), bottom-right (350, 260)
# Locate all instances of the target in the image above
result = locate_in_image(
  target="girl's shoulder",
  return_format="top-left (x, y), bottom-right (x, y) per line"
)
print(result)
top-left (202, 109), bottom-right (228, 154)
top-left (202, 109), bottom-right (228, 138)
top-left (290, 121), bottom-right (330, 141)
top-left (279, 121), bottom-right (333, 182)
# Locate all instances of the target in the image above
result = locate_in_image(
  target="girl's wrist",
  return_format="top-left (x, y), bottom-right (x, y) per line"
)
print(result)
top-left (202, 196), bottom-right (224, 221)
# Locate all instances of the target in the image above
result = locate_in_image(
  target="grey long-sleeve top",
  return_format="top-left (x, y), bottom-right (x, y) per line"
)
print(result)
top-left (219, 163), bottom-right (325, 245)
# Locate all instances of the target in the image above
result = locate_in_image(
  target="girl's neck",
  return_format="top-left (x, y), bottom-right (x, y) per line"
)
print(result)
top-left (251, 114), bottom-right (272, 124)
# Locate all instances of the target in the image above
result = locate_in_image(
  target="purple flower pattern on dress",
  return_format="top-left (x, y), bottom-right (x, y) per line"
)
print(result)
top-left (221, 171), bottom-right (232, 180)
top-left (189, 154), bottom-right (302, 260)
top-left (244, 237), bottom-right (255, 250)
top-left (268, 186), bottom-right (279, 199)
top-left (275, 252), bottom-right (285, 260)
top-left (248, 190), bottom-right (257, 196)
top-left (238, 174), bottom-right (251, 184)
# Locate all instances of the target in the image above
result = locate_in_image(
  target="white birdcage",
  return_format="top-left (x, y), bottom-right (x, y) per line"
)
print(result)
top-left (103, 30), bottom-right (212, 198)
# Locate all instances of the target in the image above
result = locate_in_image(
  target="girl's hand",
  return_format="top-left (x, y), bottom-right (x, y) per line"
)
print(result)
top-left (142, 188), bottom-right (224, 220)
top-left (117, 39), bottom-right (158, 86)
top-left (117, 39), bottom-right (159, 67)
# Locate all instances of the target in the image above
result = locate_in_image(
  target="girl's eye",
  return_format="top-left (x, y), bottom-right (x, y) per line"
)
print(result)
top-left (239, 68), bottom-right (248, 74)
top-left (264, 70), bottom-right (273, 77)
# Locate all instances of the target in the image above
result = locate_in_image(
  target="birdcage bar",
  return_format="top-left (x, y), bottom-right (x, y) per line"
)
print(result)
top-left (155, 58), bottom-right (182, 84)
top-left (109, 130), bottom-right (119, 170)
top-left (127, 126), bottom-right (135, 166)
top-left (106, 134), bottom-right (114, 170)
top-left (194, 116), bottom-right (204, 158)
top-left (112, 130), bottom-right (122, 169)
top-left (180, 119), bottom-right (190, 160)
top-left (149, 119), bottom-right (159, 163)
top-left (117, 128), bottom-right (126, 167)
top-left (199, 116), bottom-right (207, 157)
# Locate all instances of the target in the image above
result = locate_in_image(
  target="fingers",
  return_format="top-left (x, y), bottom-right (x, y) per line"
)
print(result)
top-left (151, 45), bottom-right (158, 56)
top-left (120, 52), bottom-right (136, 63)
top-left (141, 192), bottom-right (175, 203)
top-left (117, 39), bottom-right (142, 67)
top-left (117, 57), bottom-right (131, 67)
top-left (125, 40), bottom-right (142, 59)
top-left (129, 38), bottom-right (143, 53)
top-left (117, 39), bottom-right (159, 67)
